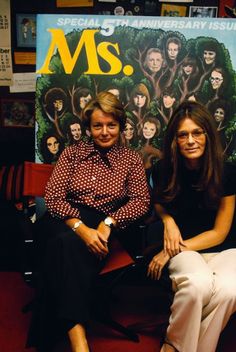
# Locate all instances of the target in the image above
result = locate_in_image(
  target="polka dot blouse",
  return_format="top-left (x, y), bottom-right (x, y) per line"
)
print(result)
top-left (45, 140), bottom-right (150, 229)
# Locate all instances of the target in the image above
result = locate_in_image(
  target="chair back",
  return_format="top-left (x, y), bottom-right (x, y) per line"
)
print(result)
top-left (23, 161), bottom-right (54, 198)
top-left (0, 164), bottom-right (24, 202)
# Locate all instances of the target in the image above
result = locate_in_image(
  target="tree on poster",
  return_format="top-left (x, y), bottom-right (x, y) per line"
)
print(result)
top-left (35, 15), bottom-right (236, 168)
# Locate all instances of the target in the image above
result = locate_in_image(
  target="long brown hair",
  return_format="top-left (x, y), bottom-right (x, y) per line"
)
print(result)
top-left (157, 100), bottom-right (223, 207)
top-left (130, 83), bottom-right (151, 109)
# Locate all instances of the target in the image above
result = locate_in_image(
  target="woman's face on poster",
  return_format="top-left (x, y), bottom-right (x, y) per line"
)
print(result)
top-left (163, 94), bottom-right (176, 109)
top-left (80, 94), bottom-right (92, 109)
top-left (146, 51), bottom-right (163, 73)
top-left (203, 50), bottom-right (216, 65)
top-left (70, 123), bottom-right (82, 141)
top-left (108, 88), bottom-right (120, 100)
top-left (124, 122), bottom-right (134, 140)
top-left (167, 42), bottom-right (179, 60)
top-left (47, 136), bottom-right (60, 155)
top-left (210, 71), bottom-right (223, 90)
top-left (214, 107), bottom-right (225, 122)
top-left (183, 64), bottom-right (193, 76)
top-left (143, 121), bottom-right (157, 139)
top-left (53, 99), bottom-right (63, 111)
top-left (133, 94), bottom-right (146, 108)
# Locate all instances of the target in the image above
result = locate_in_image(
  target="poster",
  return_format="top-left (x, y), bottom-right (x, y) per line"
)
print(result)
top-left (189, 6), bottom-right (218, 18)
top-left (14, 52), bottom-right (36, 65)
top-left (161, 4), bottom-right (187, 17)
top-left (16, 14), bottom-right (36, 48)
top-left (0, 0), bottom-right (13, 86)
top-left (56, 0), bottom-right (93, 7)
top-left (1, 98), bottom-right (34, 128)
top-left (35, 15), bottom-right (236, 166)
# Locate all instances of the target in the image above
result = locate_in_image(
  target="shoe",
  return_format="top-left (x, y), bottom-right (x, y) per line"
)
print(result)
top-left (159, 337), bottom-right (178, 351)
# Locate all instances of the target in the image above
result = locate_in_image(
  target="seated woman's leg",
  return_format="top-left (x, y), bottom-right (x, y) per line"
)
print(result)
top-left (44, 227), bottom-right (103, 322)
top-left (28, 211), bottom-right (105, 351)
top-left (165, 251), bottom-right (214, 352)
top-left (197, 249), bottom-right (236, 352)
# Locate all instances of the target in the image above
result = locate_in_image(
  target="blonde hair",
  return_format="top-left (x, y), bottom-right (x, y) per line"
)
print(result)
top-left (82, 91), bottom-right (126, 131)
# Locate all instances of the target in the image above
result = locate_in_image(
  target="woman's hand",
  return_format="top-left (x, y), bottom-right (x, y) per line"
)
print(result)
top-left (163, 217), bottom-right (185, 257)
top-left (97, 220), bottom-right (112, 242)
top-left (147, 250), bottom-right (170, 280)
top-left (78, 225), bottom-right (109, 260)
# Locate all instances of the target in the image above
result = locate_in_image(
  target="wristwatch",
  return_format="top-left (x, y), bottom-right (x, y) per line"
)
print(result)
top-left (104, 216), bottom-right (114, 228)
top-left (72, 220), bottom-right (83, 232)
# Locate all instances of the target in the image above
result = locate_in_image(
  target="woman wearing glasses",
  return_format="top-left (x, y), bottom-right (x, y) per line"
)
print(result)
top-left (200, 67), bottom-right (229, 106)
top-left (147, 101), bottom-right (236, 352)
top-left (209, 68), bottom-right (224, 91)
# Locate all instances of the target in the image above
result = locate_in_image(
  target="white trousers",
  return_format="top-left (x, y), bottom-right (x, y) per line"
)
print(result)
top-left (166, 249), bottom-right (236, 352)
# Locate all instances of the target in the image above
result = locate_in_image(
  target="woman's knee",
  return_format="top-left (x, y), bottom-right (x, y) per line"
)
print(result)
top-left (169, 251), bottom-right (209, 275)
top-left (175, 272), bottom-right (213, 305)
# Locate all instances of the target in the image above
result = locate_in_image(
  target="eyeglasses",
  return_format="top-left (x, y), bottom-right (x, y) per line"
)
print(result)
top-left (176, 129), bottom-right (206, 142)
top-left (210, 77), bottom-right (223, 83)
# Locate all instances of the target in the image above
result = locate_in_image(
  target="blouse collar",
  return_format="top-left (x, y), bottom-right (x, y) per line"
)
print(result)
top-left (81, 140), bottom-right (121, 168)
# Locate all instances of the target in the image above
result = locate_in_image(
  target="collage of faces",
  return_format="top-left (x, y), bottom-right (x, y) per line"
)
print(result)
top-left (36, 28), bottom-right (236, 168)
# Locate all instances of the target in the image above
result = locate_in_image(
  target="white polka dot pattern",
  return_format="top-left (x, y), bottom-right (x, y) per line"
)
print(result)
top-left (45, 140), bottom-right (150, 229)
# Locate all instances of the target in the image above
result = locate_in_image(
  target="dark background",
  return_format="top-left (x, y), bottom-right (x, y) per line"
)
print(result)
top-left (0, 0), bottom-right (226, 165)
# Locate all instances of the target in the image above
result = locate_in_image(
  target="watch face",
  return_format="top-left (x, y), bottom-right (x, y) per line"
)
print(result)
top-left (105, 217), bottom-right (113, 226)
top-left (73, 221), bottom-right (82, 230)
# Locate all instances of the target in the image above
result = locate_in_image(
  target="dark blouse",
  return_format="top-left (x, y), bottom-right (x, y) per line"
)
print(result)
top-left (152, 160), bottom-right (236, 252)
top-left (45, 140), bottom-right (150, 229)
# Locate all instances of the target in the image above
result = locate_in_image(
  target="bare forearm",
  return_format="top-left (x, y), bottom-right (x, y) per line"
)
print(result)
top-left (154, 203), bottom-right (173, 223)
top-left (154, 204), bottom-right (224, 252)
top-left (182, 229), bottom-right (227, 252)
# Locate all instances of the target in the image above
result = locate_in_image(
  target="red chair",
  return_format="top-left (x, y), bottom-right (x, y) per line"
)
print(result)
top-left (22, 161), bottom-right (139, 342)
top-left (23, 161), bottom-right (54, 198)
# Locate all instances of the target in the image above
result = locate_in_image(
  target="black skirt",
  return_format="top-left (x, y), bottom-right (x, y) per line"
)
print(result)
top-left (26, 206), bottom-right (110, 350)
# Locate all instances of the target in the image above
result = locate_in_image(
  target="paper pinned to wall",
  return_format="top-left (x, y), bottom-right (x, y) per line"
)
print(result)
top-left (10, 72), bottom-right (36, 93)
top-left (14, 52), bottom-right (36, 65)
top-left (0, 0), bottom-right (13, 86)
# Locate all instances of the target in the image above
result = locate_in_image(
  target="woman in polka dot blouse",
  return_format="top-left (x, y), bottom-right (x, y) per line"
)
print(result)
top-left (28, 91), bottom-right (150, 352)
